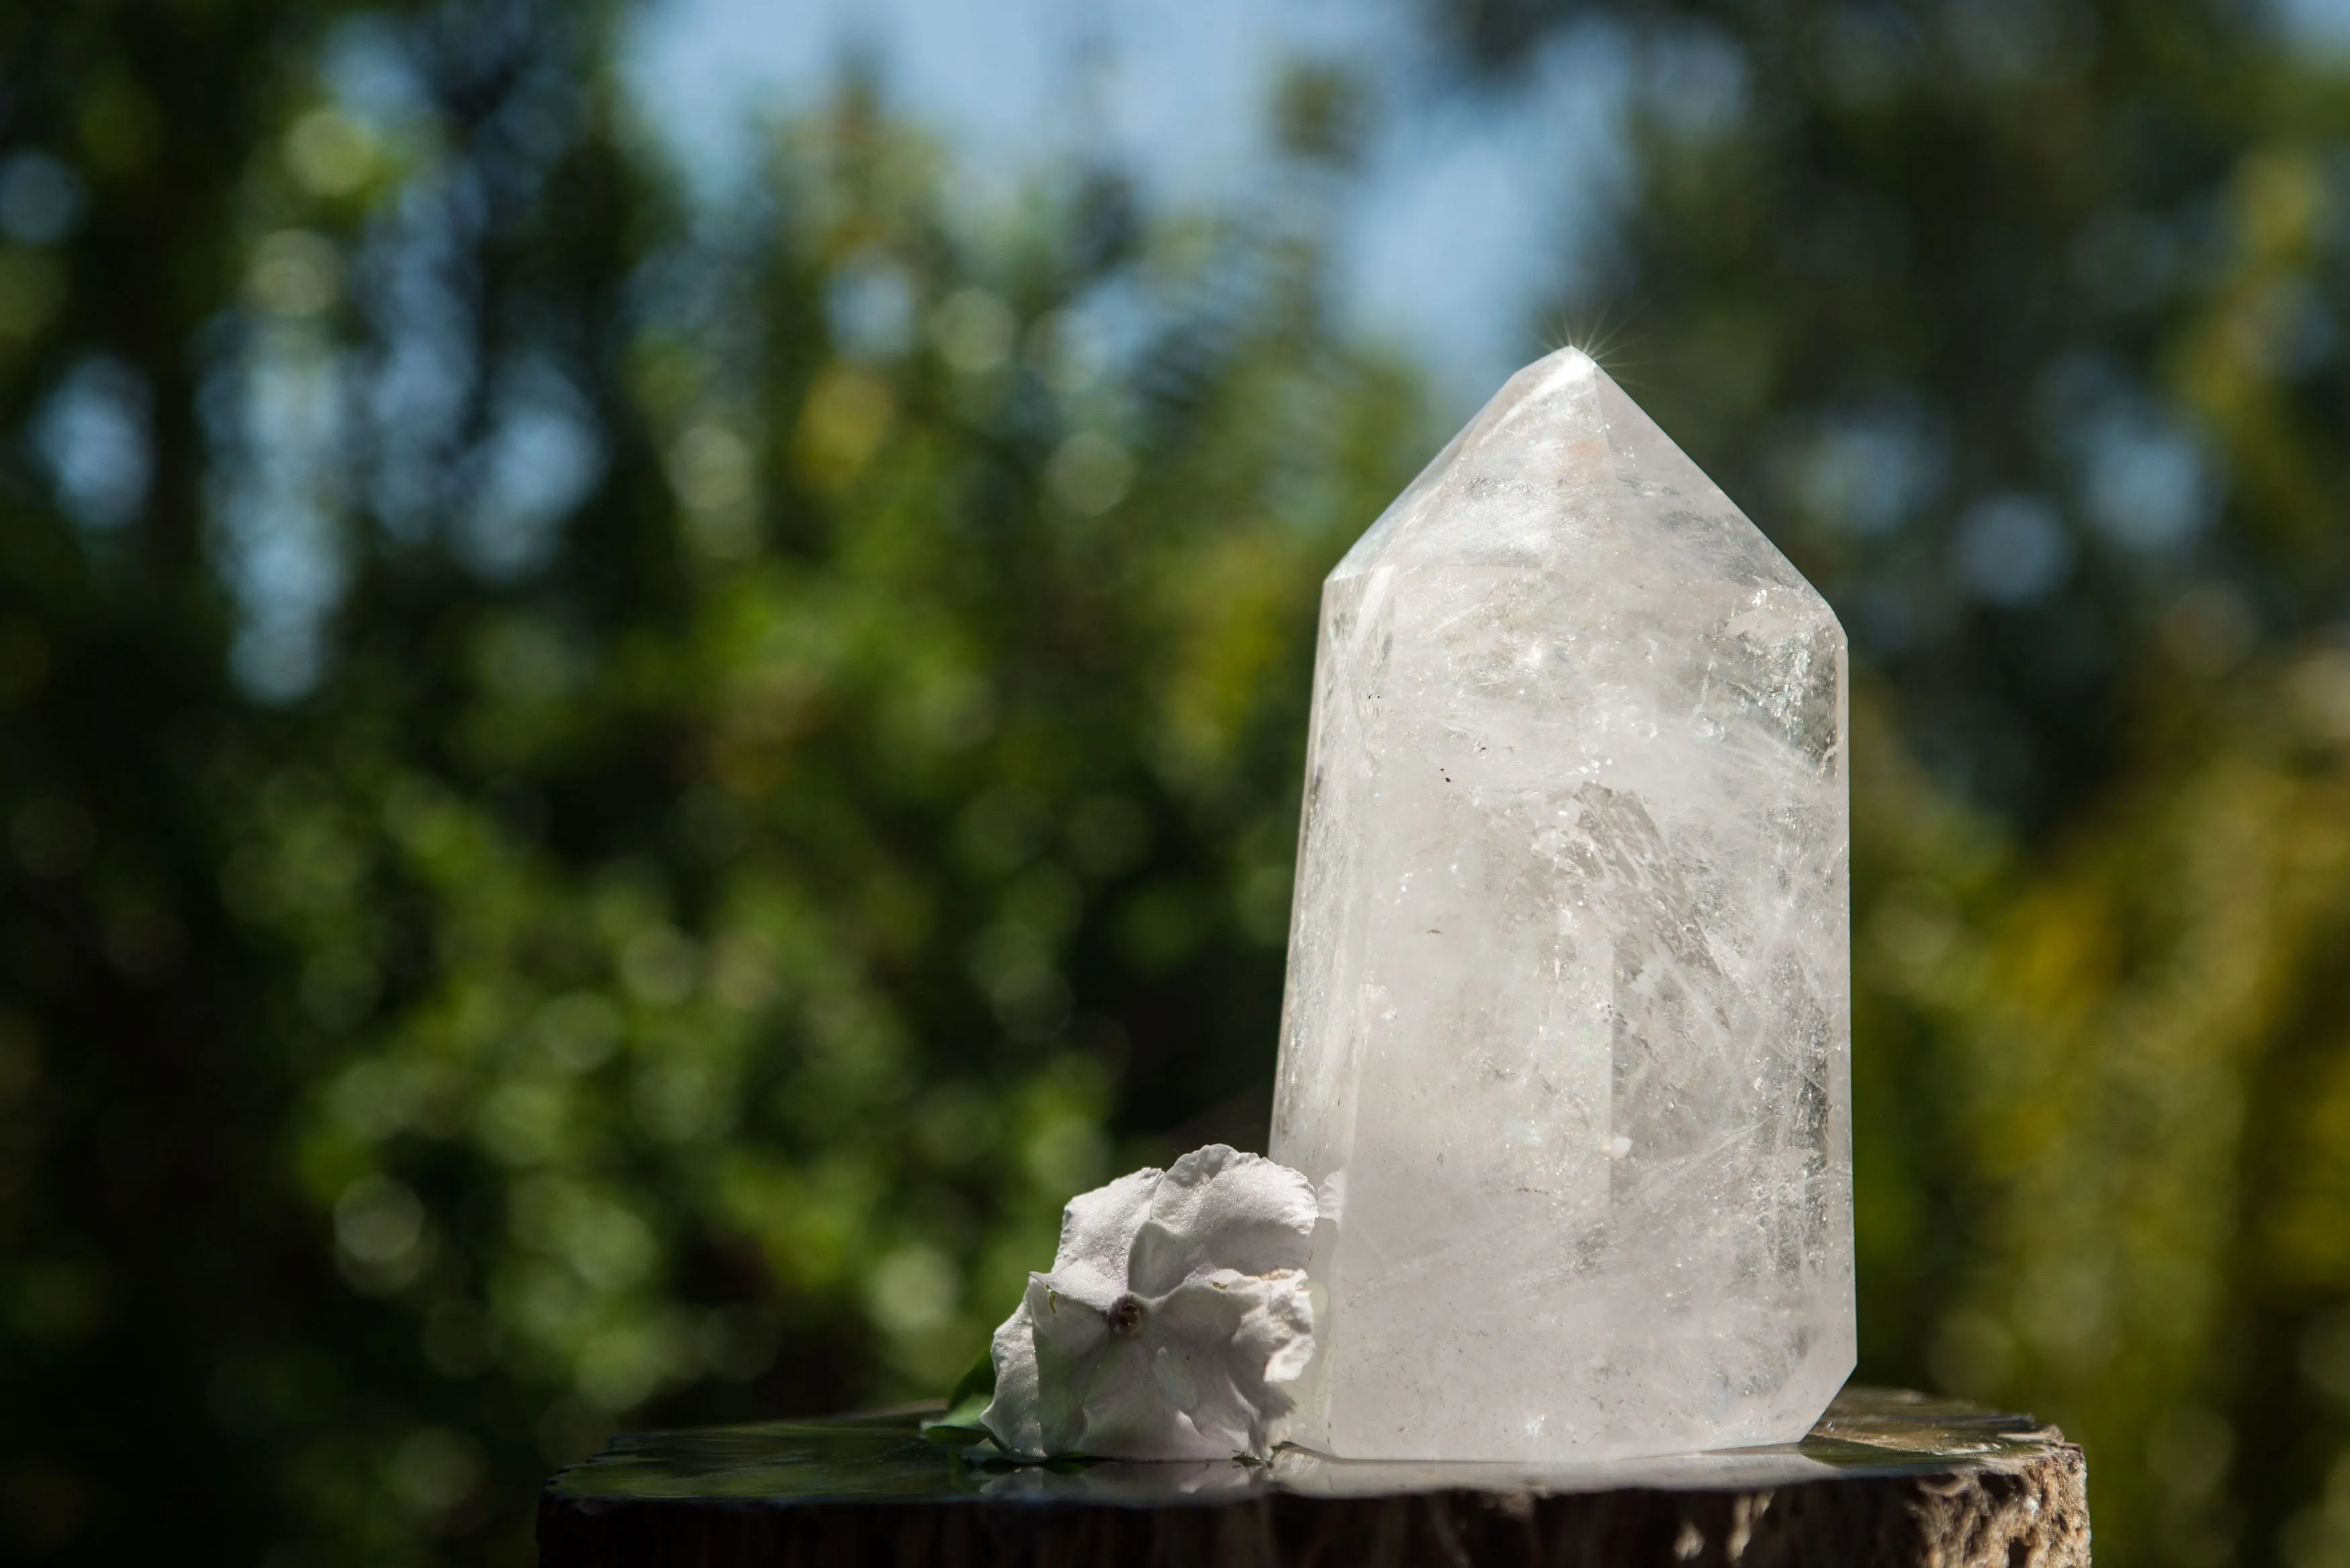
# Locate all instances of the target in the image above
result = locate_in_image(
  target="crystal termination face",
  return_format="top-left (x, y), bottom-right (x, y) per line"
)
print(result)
top-left (1270, 349), bottom-right (1852, 1462)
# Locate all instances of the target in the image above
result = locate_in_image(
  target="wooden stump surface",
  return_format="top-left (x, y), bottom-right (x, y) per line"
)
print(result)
top-left (538, 1385), bottom-right (2090, 1567)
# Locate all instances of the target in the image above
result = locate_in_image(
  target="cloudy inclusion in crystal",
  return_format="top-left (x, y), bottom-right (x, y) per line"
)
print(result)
top-left (1270, 348), bottom-right (1852, 1462)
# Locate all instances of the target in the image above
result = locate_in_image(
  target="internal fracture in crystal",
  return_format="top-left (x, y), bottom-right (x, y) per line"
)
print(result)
top-left (1270, 348), bottom-right (1852, 1462)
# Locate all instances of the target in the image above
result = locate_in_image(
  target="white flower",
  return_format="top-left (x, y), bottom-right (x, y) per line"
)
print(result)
top-left (980, 1144), bottom-right (1317, 1461)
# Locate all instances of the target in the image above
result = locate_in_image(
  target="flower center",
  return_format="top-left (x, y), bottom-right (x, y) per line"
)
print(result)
top-left (1106, 1292), bottom-right (1145, 1336)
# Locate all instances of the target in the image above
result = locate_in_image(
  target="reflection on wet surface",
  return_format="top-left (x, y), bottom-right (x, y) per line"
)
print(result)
top-left (550, 1386), bottom-right (2063, 1508)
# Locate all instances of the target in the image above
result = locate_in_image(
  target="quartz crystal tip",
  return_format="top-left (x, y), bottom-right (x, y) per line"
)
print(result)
top-left (1268, 347), bottom-right (1852, 1463)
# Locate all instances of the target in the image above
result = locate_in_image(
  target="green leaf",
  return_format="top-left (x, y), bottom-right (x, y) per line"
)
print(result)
top-left (920, 1346), bottom-right (999, 1446)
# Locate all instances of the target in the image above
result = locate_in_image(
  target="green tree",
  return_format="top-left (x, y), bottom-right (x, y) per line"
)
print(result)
top-left (0, 4), bottom-right (1418, 1562)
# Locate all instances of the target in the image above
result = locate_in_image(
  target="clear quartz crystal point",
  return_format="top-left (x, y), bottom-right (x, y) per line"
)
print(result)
top-left (1270, 348), bottom-right (1852, 1462)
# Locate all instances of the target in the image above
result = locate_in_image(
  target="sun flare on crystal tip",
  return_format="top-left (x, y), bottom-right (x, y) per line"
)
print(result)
top-left (1268, 346), bottom-right (1854, 1463)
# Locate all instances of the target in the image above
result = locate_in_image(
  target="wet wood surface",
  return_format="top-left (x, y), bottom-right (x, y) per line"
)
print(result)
top-left (538, 1385), bottom-right (2091, 1567)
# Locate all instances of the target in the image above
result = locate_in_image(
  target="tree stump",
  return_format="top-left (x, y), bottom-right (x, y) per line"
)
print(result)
top-left (538, 1385), bottom-right (2089, 1567)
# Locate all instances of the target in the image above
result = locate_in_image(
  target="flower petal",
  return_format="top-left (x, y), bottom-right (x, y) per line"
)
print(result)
top-left (1141, 1268), bottom-right (1315, 1456)
top-left (1062, 1336), bottom-right (1207, 1458)
top-left (977, 1291), bottom-right (1043, 1457)
top-left (1049, 1164), bottom-right (1162, 1306)
top-left (1237, 1270), bottom-right (1317, 1385)
top-left (1126, 1144), bottom-right (1315, 1296)
top-left (975, 1150), bottom-right (1322, 1461)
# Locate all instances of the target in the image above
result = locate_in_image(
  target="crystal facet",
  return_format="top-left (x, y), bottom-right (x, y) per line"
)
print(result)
top-left (1270, 348), bottom-right (1852, 1462)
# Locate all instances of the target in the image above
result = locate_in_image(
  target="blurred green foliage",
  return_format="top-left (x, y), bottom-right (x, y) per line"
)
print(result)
top-left (0, 5), bottom-right (1419, 1562)
top-left (3, 0), bottom-right (2350, 1565)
